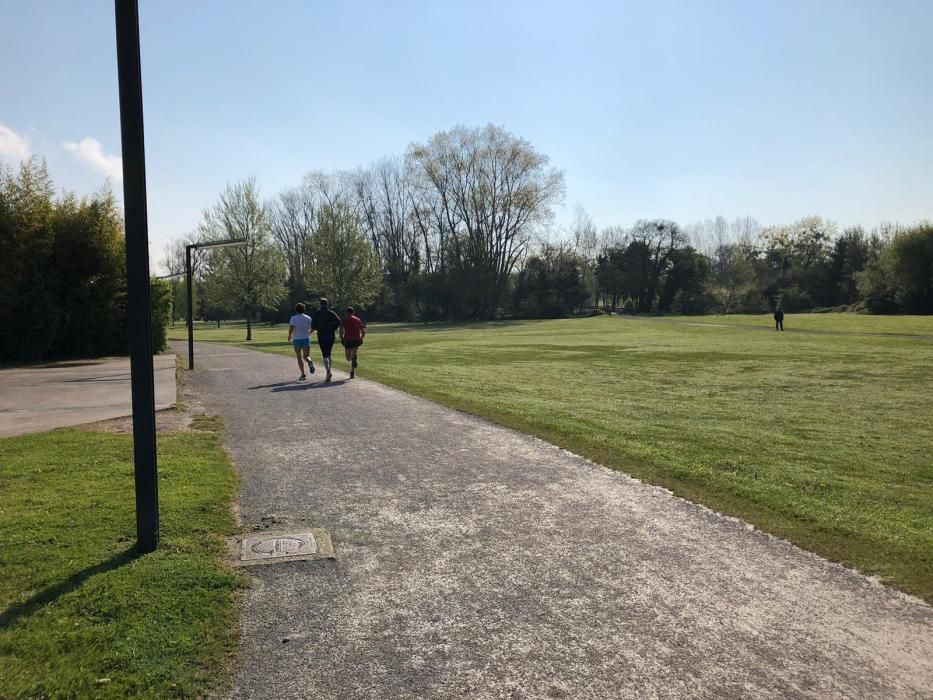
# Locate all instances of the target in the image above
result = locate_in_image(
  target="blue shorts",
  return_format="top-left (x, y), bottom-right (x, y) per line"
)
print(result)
top-left (292, 338), bottom-right (310, 349)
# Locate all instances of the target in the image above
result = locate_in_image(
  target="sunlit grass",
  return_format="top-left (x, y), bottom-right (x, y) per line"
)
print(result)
top-left (665, 313), bottom-right (933, 335)
top-left (0, 424), bottom-right (244, 698)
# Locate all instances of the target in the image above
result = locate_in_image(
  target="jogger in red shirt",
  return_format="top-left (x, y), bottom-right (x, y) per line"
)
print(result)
top-left (340, 307), bottom-right (365, 379)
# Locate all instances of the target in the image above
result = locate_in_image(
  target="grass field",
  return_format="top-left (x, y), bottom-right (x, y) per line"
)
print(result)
top-left (168, 314), bottom-right (933, 601)
top-left (0, 419), bottom-right (244, 698)
top-left (664, 313), bottom-right (933, 335)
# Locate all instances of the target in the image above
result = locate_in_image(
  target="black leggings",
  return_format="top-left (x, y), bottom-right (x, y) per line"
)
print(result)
top-left (318, 337), bottom-right (335, 358)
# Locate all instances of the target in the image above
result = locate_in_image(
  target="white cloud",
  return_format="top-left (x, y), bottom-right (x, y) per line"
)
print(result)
top-left (0, 123), bottom-right (32, 163)
top-left (63, 137), bottom-right (122, 181)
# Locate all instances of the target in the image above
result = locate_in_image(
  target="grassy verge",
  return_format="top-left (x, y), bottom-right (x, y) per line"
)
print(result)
top-left (168, 315), bottom-right (933, 602)
top-left (0, 422), bottom-right (244, 698)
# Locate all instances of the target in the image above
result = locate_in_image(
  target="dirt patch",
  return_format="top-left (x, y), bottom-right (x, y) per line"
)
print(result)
top-left (77, 407), bottom-right (194, 434)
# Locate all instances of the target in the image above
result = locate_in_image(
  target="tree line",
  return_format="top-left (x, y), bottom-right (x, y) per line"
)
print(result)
top-left (0, 160), bottom-right (171, 363)
top-left (169, 124), bottom-right (931, 329)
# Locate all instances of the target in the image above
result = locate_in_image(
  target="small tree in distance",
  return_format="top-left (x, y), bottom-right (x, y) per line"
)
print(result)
top-left (304, 201), bottom-right (383, 312)
top-left (199, 178), bottom-right (286, 340)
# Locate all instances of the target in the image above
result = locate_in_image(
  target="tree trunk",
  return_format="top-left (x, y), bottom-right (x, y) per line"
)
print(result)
top-left (246, 305), bottom-right (253, 341)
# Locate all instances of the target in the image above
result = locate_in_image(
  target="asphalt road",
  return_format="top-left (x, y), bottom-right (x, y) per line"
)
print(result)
top-left (182, 342), bottom-right (933, 699)
top-left (0, 355), bottom-right (176, 437)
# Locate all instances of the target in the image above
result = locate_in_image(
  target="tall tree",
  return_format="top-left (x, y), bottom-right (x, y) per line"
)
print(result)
top-left (0, 159), bottom-right (58, 360)
top-left (571, 205), bottom-right (599, 312)
top-left (513, 243), bottom-right (588, 318)
top-left (407, 124), bottom-right (565, 318)
top-left (268, 186), bottom-right (316, 298)
top-left (627, 219), bottom-right (687, 311)
top-left (199, 178), bottom-right (286, 340)
top-left (304, 201), bottom-right (383, 311)
top-left (352, 159), bottom-right (420, 318)
top-left (888, 222), bottom-right (933, 313)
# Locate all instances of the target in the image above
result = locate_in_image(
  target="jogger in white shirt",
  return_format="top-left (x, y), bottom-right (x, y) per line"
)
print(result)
top-left (287, 303), bottom-right (315, 380)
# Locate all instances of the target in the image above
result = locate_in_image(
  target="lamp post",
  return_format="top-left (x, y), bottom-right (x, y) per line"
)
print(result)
top-left (185, 239), bottom-right (247, 369)
top-left (115, 0), bottom-right (158, 553)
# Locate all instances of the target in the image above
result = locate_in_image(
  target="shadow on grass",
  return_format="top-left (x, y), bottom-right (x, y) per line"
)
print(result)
top-left (369, 319), bottom-right (549, 334)
top-left (0, 547), bottom-right (139, 629)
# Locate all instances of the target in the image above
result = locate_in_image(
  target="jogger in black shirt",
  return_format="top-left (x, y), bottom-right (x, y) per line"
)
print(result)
top-left (311, 298), bottom-right (341, 381)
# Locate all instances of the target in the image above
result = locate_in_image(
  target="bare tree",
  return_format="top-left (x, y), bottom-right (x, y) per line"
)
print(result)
top-left (352, 158), bottom-right (420, 315)
top-left (161, 230), bottom-right (204, 277)
top-left (407, 124), bottom-right (565, 318)
top-left (268, 186), bottom-right (316, 293)
top-left (571, 205), bottom-right (599, 311)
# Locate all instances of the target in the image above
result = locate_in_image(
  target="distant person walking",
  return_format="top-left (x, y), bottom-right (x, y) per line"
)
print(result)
top-left (287, 303), bottom-right (315, 380)
top-left (340, 307), bottom-right (366, 379)
top-left (311, 298), bottom-right (341, 382)
top-left (774, 308), bottom-right (785, 331)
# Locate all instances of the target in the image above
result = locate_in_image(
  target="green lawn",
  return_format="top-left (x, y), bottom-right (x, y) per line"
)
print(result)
top-left (169, 315), bottom-right (933, 601)
top-left (665, 313), bottom-right (933, 335)
top-left (0, 420), bottom-right (244, 698)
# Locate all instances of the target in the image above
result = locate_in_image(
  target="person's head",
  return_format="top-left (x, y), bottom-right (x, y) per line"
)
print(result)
top-left (319, 298), bottom-right (328, 308)
top-left (346, 306), bottom-right (355, 316)
top-left (295, 302), bottom-right (305, 314)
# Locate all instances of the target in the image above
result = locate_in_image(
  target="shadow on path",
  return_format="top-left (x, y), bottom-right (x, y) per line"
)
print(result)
top-left (271, 379), bottom-right (350, 392)
top-left (0, 547), bottom-right (139, 629)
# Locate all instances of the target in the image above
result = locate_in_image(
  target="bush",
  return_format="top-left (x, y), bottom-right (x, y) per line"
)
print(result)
top-left (777, 285), bottom-right (813, 312)
top-left (150, 278), bottom-right (173, 352)
top-left (0, 160), bottom-right (129, 362)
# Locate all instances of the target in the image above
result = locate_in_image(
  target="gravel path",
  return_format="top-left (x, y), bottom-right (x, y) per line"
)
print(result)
top-left (181, 342), bottom-right (933, 699)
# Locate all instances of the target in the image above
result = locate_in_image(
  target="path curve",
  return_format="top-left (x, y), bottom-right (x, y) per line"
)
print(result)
top-left (181, 342), bottom-right (933, 699)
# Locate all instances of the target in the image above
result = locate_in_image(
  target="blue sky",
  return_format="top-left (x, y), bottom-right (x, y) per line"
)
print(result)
top-left (2, 0), bottom-right (931, 271)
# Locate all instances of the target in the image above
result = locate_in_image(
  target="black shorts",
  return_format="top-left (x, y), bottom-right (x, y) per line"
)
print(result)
top-left (342, 338), bottom-right (363, 349)
top-left (317, 337), bottom-right (335, 358)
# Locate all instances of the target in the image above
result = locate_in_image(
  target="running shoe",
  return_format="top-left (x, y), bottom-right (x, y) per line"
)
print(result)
top-left (325, 371), bottom-right (332, 382)
top-left (350, 370), bottom-right (355, 379)
top-left (299, 374), bottom-right (306, 381)
top-left (307, 360), bottom-right (316, 374)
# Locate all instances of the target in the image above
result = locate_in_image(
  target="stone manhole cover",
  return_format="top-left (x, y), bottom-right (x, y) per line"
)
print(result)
top-left (233, 529), bottom-right (335, 567)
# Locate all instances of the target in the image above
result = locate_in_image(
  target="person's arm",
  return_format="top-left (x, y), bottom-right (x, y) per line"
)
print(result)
top-left (288, 324), bottom-right (295, 341)
top-left (360, 319), bottom-right (366, 339)
top-left (339, 318), bottom-right (345, 340)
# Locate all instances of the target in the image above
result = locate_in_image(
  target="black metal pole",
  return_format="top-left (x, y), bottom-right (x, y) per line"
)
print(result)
top-left (186, 245), bottom-right (194, 370)
top-left (115, 0), bottom-right (159, 553)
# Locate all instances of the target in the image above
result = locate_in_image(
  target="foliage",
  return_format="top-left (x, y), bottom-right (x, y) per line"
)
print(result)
top-left (513, 244), bottom-right (588, 318)
top-left (198, 178), bottom-right (287, 340)
top-left (149, 277), bottom-right (173, 352)
top-left (0, 159), bottom-right (128, 362)
top-left (888, 222), bottom-right (933, 313)
top-left (303, 201), bottom-right (383, 310)
top-left (162, 126), bottom-right (931, 321)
